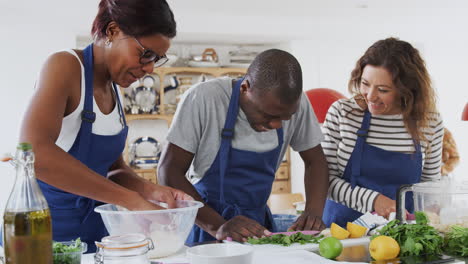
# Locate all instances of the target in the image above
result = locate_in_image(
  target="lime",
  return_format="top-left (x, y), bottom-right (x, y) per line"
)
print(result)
top-left (319, 237), bottom-right (343, 259)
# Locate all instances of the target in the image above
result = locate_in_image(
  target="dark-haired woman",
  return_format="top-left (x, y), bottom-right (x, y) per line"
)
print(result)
top-left (321, 38), bottom-right (444, 227)
top-left (17, 0), bottom-right (191, 251)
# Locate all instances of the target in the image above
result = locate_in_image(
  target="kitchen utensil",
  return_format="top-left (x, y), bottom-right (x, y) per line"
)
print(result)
top-left (95, 200), bottom-right (203, 258)
top-left (186, 243), bottom-right (253, 264)
top-left (397, 179), bottom-right (468, 232)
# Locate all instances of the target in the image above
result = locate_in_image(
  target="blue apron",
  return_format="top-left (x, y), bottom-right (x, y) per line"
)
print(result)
top-left (37, 44), bottom-right (128, 252)
top-left (187, 79), bottom-right (282, 243)
top-left (322, 110), bottom-right (421, 227)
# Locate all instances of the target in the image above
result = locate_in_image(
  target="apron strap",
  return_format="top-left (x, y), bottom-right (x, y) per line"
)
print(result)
top-left (350, 110), bottom-right (371, 187)
top-left (219, 79), bottom-right (243, 203)
top-left (112, 82), bottom-right (127, 128)
top-left (75, 44), bottom-right (95, 163)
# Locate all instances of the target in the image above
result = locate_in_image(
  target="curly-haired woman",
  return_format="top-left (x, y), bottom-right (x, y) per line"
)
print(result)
top-left (321, 38), bottom-right (444, 226)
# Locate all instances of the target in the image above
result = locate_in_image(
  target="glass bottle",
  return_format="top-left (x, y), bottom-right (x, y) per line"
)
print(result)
top-left (2, 142), bottom-right (52, 264)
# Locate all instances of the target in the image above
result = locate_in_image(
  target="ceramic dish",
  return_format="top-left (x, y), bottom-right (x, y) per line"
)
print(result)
top-left (188, 60), bottom-right (220, 68)
top-left (132, 86), bottom-right (158, 113)
top-left (187, 244), bottom-right (253, 264)
top-left (223, 62), bottom-right (250, 68)
top-left (129, 137), bottom-right (161, 168)
top-left (162, 54), bottom-right (178, 67)
top-left (142, 75), bottom-right (155, 88)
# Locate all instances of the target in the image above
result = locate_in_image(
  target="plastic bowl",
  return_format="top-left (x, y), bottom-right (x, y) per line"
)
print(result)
top-left (187, 243), bottom-right (253, 264)
top-left (53, 241), bottom-right (87, 264)
top-left (95, 200), bottom-right (203, 258)
top-left (273, 214), bottom-right (298, 232)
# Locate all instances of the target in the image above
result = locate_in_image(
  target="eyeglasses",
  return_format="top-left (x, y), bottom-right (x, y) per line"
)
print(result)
top-left (133, 37), bottom-right (168, 67)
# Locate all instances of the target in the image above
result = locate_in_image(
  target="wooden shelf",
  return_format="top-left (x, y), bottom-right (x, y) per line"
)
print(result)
top-left (123, 66), bottom-right (291, 193)
top-left (133, 168), bottom-right (156, 174)
top-left (154, 67), bottom-right (247, 76)
top-left (125, 113), bottom-right (173, 123)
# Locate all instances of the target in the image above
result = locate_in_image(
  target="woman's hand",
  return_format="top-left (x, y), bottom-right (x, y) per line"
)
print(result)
top-left (373, 194), bottom-right (396, 219)
top-left (146, 184), bottom-right (193, 208)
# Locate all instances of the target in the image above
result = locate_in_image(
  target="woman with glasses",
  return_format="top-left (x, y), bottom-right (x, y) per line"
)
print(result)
top-left (17, 0), bottom-right (191, 251)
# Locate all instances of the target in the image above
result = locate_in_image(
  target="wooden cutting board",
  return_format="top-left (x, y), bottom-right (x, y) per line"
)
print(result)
top-left (250, 236), bottom-right (371, 253)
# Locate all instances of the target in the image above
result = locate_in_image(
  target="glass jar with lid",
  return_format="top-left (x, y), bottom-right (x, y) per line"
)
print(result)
top-left (94, 233), bottom-right (154, 264)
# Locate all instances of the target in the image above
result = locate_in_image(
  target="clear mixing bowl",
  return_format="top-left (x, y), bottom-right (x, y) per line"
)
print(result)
top-left (95, 200), bottom-right (203, 258)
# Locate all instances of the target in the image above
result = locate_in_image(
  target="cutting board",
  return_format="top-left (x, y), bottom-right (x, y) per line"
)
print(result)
top-left (251, 236), bottom-right (371, 253)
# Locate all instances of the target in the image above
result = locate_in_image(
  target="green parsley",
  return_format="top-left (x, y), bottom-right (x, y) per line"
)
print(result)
top-left (247, 232), bottom-right (323, 246)
top-left (53, 238), bottom-right (83, 264)
top-left (374, 213), bottom-right (444, 257)
top-left (443, 225), bottom-right (468, 257)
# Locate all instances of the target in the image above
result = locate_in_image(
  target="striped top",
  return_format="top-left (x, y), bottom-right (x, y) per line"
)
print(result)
top-left (321, 98), bottom-right (444, 213)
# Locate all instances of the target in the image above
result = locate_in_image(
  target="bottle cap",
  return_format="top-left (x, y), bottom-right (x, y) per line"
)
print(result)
top-left (17, 142), bottom-right (32, 151)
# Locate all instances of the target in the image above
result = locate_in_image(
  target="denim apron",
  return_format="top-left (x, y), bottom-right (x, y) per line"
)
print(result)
top-left (37, 44), bottom-right (128, 252)
top-left (187, 79), bottom-right (282, 243)
top-left (322, 110), bottom-right (421, 227)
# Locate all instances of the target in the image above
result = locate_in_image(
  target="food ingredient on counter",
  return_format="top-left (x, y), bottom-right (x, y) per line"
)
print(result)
top-left (319, 237), bottom-right (343, 259)
top-left (147, 229), bottom-right (184, 258)
top-left (330, 223), bottom-right (350, 239)
top-left (443, 225), bottom-right (468, 257)
top-left (374, 214), bottom-right (444, 256)
top-left (369, 235), bottom-right (400, 260)
top-left (52, 238), bottom-right (82, 264)
top-left (247, 232), bottom-right (323, 246)
top-left (346, 222), bottom-right (368, 238)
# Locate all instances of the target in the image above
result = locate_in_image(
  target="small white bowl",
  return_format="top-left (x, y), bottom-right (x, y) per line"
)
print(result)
top-left (187, 243), bottom-right (253, 264)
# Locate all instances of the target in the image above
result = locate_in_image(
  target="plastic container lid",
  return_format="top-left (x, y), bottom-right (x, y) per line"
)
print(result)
top-left (410, 179), bottom-right (468, 194)
top-left (95, 233), bottom-right (153, 258)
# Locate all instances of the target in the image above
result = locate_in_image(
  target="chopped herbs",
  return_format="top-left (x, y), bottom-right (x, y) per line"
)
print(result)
top-left (247, 232), bottom-right (323, 246)
top-left (53, 238), bottom-right (83, 264)
top-left (443, 225), bottom-right (468, 257)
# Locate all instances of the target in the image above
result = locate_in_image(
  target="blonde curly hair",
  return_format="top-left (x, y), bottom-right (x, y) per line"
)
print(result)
top-left (441, 128), bottom-right (460, 176)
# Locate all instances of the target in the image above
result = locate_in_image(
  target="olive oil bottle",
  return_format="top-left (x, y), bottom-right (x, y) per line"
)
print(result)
top-left (2, 143), bottom-right (52, 264)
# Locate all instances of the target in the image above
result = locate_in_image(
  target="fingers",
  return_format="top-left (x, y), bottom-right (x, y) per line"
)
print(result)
top-left (291, 214), bottom-right (326, 231)
top-left (216, 216), bottom-right (270, 242)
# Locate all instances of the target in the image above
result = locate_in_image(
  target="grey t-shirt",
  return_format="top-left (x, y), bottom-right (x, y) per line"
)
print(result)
top-left (166, 77), bottom-right (324, 184)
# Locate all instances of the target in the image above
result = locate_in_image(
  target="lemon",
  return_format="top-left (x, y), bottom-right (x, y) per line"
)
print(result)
top-left (369, 235), bottom-right (400, 260)
top-left (319, 237), bottom-right (343, 259)
top-left (330, 223), bottom-right (350, 240)
top-left (346, 222), bottom-right (367, 238)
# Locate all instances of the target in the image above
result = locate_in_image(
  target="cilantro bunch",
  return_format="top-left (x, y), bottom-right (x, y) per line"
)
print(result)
top-left (247, 232), bottom-right (323, 246)
top-left (374, 212), bottom-right (444, 257)
top-left (443, 225), bottom-right (468, 257)
top-left (53, 238), bottom-right (83, 264)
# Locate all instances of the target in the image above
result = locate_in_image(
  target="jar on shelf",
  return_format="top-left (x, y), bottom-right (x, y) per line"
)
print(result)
top-left (94, 233), bottom-right (154, 264)
top-left (175, 76), bottom-right (193, 104)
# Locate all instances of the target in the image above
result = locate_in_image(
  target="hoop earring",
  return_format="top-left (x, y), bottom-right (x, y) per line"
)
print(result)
top-left (105, 38), bottom-right (111, 46)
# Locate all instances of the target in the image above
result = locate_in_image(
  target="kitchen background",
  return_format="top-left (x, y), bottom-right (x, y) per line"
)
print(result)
top-left (0, 0), bottom-right (467, 216)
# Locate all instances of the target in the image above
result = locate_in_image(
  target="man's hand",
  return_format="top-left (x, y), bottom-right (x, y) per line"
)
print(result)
top-left (215, 215), bottom-right (271, 242)
top-left (146, 184), bottom-right (194, 209)
top-left (289, 210), bottom-right (326, 231)
top-left (374, 194), bottom-right (396, 219)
